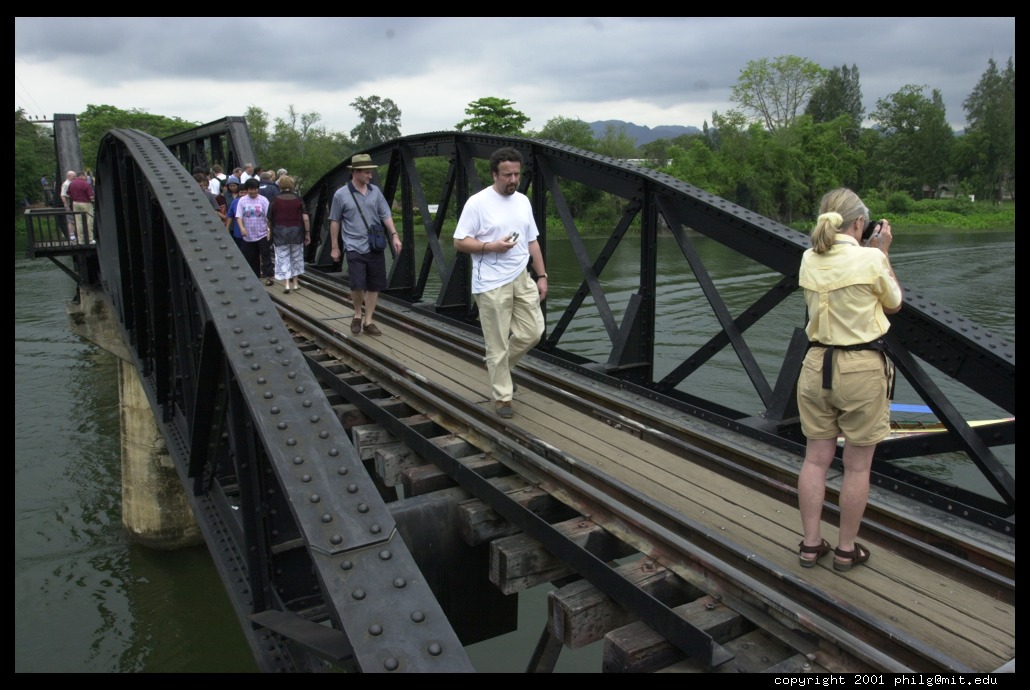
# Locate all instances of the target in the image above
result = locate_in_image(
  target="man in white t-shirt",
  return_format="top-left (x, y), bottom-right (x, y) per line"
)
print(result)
top-left (60, 170), bottom-right (77, 240)
top-left (453, 147), bottom-right (548, 419)
top-left (208, 164), bottom-right (226, 196)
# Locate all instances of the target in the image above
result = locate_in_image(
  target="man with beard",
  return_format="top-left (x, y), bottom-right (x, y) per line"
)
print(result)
top-left (452, 147), bottom-right (548, 419)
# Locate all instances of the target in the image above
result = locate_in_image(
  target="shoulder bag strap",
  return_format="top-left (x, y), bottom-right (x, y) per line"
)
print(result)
top-left (349, 185), bottom-right (371, 231)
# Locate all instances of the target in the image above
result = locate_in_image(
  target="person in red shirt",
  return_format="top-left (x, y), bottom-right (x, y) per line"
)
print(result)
top-left (67, 171), bottom-right (95, 243)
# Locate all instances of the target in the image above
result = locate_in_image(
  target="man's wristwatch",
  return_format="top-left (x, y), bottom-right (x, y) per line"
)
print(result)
top-left (537, 273), bottom-right (548, 279)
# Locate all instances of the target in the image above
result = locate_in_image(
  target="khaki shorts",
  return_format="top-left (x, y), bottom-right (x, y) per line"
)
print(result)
top-left (797, 348), bottom-right (891, 446)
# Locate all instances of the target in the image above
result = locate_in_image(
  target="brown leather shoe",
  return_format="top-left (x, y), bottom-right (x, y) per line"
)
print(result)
top-left (363, 323), bottom-right (382, 336)
top-left (350, 317), bottom-right (362, 335)
top-left (495, 401), bottom-right (513, 419)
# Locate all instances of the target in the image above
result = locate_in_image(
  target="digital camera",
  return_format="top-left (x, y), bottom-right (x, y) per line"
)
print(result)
top-left (862, 220), bottom-right (881, 242)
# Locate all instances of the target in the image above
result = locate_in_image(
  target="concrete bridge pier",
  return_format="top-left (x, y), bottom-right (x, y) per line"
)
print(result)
top-left (68, 286), bottom-right (202, 549)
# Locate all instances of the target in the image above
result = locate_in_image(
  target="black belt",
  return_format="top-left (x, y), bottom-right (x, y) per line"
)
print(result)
top-left (808, 340), bottom-right (891, 394)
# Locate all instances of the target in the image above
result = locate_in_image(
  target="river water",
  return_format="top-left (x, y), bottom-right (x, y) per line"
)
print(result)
top-left (14, 229), bottom-right (1014, 673)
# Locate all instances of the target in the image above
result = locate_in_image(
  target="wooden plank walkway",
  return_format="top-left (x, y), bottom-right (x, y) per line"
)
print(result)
top-left (273, 283), bottom-right (1015, 673)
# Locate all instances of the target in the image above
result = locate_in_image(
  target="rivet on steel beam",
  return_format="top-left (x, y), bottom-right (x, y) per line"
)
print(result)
top-left (309, 494), bottom-right (320, 503)
top-left (379, 550), bottom-right (392, 560)
top-left (301, 474), bottom-right (311, 482)
top-left (352, 589), bottom-right (366, 600)
top-left (410, 611), bottom-right (425, 622)
top-left (369, 624), bottom-right (383, 636)
top-left (383, 658), bottom-right (398, 671)
top-left (321, 513), bottom-right (332, 523)
top-left (393, 577), bottom-right (406, 588)
top-left (357, 503), bottom-right (369, 513)
top-left (347, 484), bottom-right (358, 493)
top-left (427, 643), bottom-right (442, 656)
top-left (370, 524), bottom-right (381, 534)
top-left (330, 534), bottom-right (343, 545)
top-left (340, 560), bottom-right (353, 570)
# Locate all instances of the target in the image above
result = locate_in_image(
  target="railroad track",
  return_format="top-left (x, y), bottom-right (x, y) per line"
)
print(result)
top-left (264, 271), bottom-right (1014, 673)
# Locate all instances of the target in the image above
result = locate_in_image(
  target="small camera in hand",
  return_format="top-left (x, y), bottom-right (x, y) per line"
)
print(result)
top-left (862, 220), bottom-right (881, 242)
top-left (509, 232), bottom-right (519, 242)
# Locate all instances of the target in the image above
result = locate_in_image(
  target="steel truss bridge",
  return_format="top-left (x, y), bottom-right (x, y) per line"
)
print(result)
top-left (30, 116), bottom-right (1014, 672)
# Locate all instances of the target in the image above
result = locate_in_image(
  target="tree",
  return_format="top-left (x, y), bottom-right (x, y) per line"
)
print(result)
top-left (244, 105), bottom-right (270, 164)
top-left (871, 85), bottom-right (954, 197)
top-left (247, 105), bottom-right (355, 193)
top-left (806, 64), bottom-right (864, 129)
top-left (536, 116), bottom-right (595, 151)
top-left (962, 57), bottom-right (1015, 202)
top-left (595, 123), bottom-right (637, 159)
top-left (350, 96), bottom-right (402, 149)
top-left (15, 109), bottom-right (56, 207)
top-left (536, 116), bottom-right (601, 219)
top-left (773, 114), bottom-right (866, 223)
top-left (730, 56), bottom-right (827, 131)
top-left (265, 106), bottom-right (354, 192)
top-left (77, 104), bottom-right (197, 172)
top-left (455, 97), bottom-right (529, 136)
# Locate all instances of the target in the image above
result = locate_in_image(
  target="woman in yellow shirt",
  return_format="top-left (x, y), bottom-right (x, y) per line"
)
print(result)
top-left (795, 188), bottom-right (902, 573)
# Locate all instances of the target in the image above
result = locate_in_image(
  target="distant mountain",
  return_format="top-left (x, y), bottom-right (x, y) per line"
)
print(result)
top-left (588, 120), bottom-right (702, 147)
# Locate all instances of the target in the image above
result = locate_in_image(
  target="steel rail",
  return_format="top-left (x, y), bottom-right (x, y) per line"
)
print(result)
top-left (296, 271), bottom-right (1015, 584)
top-left (270, 279), bottom-right (1008, 672)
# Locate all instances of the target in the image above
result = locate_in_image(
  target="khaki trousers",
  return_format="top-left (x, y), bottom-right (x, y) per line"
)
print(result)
top-left (475, 271), bottom-right (544, 402)
top-left (73, 201), bottom-right (94, 242)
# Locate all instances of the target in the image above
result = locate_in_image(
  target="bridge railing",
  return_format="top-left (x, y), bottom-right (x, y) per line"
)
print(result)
top-left (298, 132), bottom-right (1014, 525)
top-left (23, 207), bottom-right (94, 256)
top-left (92, 127), bottom-right (476, 673)
top-left (84, 124), bottom-right (1013, 670)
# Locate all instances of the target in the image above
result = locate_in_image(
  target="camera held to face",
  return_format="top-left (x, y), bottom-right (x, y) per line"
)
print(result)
top-left (862, 220), bottom-right (882, 242)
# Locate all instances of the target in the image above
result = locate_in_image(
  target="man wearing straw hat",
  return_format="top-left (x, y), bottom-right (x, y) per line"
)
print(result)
top-left (329, 153), bottom-right (401, 337)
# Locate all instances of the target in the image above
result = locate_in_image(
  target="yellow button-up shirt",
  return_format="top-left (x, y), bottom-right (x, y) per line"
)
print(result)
top-left (799, 235), bottom-right (901, 345)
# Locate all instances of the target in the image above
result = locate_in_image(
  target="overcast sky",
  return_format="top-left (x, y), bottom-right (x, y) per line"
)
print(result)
top-left (15, 17), bottom-right (1015, 138)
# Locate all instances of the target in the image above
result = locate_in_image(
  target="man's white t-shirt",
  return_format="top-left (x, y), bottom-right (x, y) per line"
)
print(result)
top-left (454, 187), bottom-right (539, 294)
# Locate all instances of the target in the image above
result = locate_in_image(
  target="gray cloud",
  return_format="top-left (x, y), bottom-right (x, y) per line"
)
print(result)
top-left (15, 17), bottom-right (1014, 134)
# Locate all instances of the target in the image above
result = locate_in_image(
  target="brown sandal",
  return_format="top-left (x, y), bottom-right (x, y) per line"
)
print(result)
top-left (798, 539), bottom-right (832, 568)
top-left (833, 543), bottom-right (871, 572)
